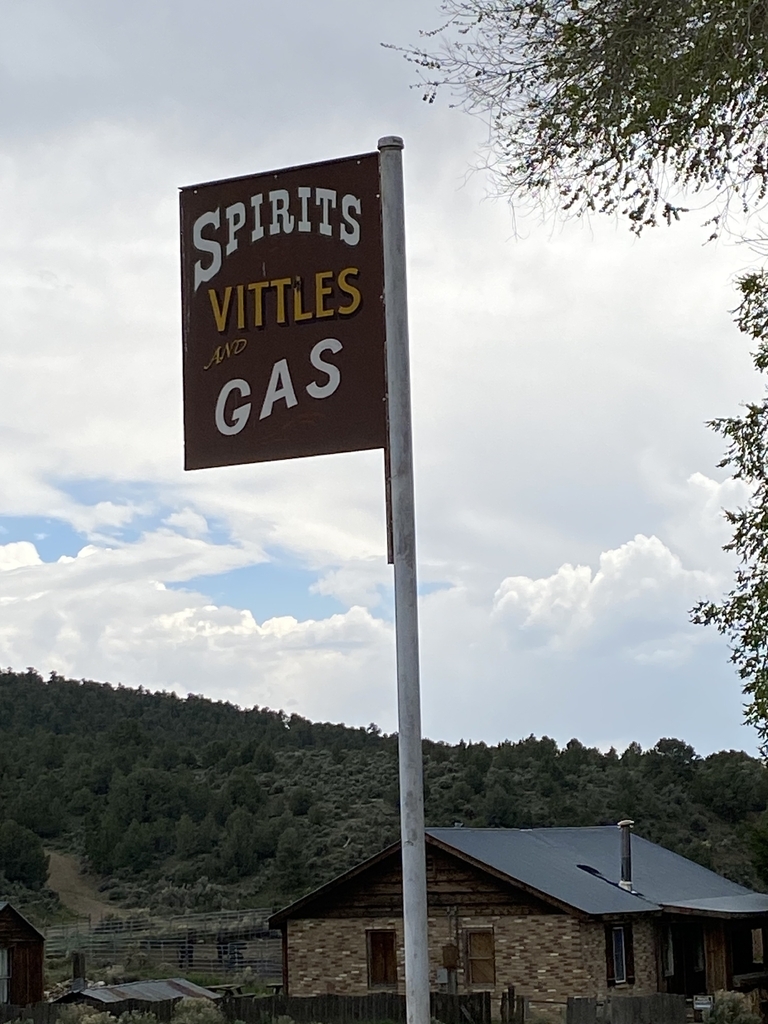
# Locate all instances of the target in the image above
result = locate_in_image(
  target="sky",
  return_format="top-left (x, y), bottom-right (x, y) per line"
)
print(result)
top-left (0, 0), bottom-right (762, 756)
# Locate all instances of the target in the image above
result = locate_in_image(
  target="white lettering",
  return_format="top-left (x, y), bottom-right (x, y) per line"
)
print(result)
top-left (251, 194), bottom-right (264, 241)
top-left (193, 209), bottom-right (222, 291)
top-left (297, 186), bottom-right (311, 232)
top-left (269, 189), bottom-right (294, 235)
top-left (215, 378), bottom-right (251, 435)
top-left (340, 195), bottom-right (361, 246)
top-left (306, 338), bottom-right (342, 399)
top-left (315, 188), bottom-right (336, 236)
top-left (225, 202), bottom-right (246, 255)
top-left (260, 359), bottom-right (298, 419)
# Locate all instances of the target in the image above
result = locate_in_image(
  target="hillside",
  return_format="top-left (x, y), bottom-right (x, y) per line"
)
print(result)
top-left (1, 667), bottom-right (767, 926)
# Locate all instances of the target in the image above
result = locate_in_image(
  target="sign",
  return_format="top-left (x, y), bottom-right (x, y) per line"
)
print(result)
top-left (180, 153), bottom-right (387, 470)
top-left (693, 997), bottom-right (714, 1012)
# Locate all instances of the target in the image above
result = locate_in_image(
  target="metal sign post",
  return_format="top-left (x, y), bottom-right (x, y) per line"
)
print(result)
top-left (379, 136), bottom-right (430, 1024)
top-left (179, 139), bottom-right (430, 1024)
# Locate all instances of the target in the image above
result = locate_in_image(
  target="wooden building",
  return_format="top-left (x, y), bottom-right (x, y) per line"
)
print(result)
top-left (0, 902), bottom-right (44, 1006)
top-left (269, 826), bottom-right (768, 1010)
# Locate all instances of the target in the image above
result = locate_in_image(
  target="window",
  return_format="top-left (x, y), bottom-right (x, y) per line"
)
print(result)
top-left (0, 949), bottom-right (9, 1004)
top-left (466, 930), bottom-right (495, 986)
top-left (367, 931), bottom-right (397, 989)
top-left (753, 928), bottom-right (764, 965)
top-left (693, 930), bottom-right (705, 974)
top-left (662, 927), bottom-right (675, 978)
top-left (613, 928), bottom-right (627, 984)
top-left (605, 924), bottom-right (635, 987)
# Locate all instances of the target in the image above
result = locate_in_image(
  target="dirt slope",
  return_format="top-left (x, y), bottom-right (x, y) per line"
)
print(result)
top-left (46, 851), bottom-right (121, 922)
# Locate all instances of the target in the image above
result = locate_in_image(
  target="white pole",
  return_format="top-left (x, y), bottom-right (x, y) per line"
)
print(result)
top-left (378, 135), bottom-right (430, 1024)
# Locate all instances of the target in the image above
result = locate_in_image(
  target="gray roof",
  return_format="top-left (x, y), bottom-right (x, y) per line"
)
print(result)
top-left (70, 979), bottom-right (221, 1004)
top-left (427, 827), bottom-right (766, 917)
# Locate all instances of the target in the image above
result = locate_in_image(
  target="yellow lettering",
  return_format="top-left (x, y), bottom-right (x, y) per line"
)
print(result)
top-left (271, 277), bottom-right (292, 324)
top-left (248, 281), bottom-right (269, 327)
top-left (236, 284), bottom-right (245, 329)
top-left (208, 287), bottom-right (233, 333)
top-left (315, 270), bottom-right (334, 318)
top-left (203, 345), bottom-right (225, 370)
top-left (293, 278), bottom-right (313, 322)
top-left (232, 338), bottom-right (247, 355)
top-left (337, 267), bottom-right (361, 316)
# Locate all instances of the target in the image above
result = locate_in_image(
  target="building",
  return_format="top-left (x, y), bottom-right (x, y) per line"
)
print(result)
top-left (269, 825), bottom-right (768, 1008)
top-left (0, 902), bottom-right (44, 1006)
top-left (55, 978), bottom-right (222, 1009)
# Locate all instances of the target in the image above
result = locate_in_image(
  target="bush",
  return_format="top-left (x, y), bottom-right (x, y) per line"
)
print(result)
top-left (172, 998), bottom-right (226, 1024)
top-left (709, 993), bottom-right (761, 1024)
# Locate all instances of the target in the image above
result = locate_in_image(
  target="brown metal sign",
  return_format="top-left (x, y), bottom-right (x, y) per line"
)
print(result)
top-left (180, 153), bottom-right (386, 470)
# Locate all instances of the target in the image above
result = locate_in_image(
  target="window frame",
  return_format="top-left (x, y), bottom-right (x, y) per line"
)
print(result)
top-left (605, 923), bottom-right (635, 987)
top-left (0, 948), bottom-right (10, 1005)
top-left (465, 929), bottom-right (496, 988)
top-left (662, 927), bottom-right (675, 978)
top-left (366, 929), bottom-right (398, 990)
top-left (613, 927), bottom-right (627, 985)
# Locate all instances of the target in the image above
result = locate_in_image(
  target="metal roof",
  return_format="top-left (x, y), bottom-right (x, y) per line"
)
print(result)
top-left (269, 826), bottom-right (768, 927)
top-left (660, 894), bottom-right (768, 915)
top-left (427, 827), bottom-right (761, 917)
top-left (74, 978), bottom-right (221, 1003)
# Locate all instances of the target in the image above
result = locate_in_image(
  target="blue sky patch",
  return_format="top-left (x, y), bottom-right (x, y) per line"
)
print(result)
top-left (0, 515), bottom-right (86, 562)
top-left (168, 562), bottom-right (346, 623)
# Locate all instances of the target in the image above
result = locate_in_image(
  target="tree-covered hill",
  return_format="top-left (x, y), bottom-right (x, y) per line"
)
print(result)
top-left (1, 668), bottom-right (768, 924)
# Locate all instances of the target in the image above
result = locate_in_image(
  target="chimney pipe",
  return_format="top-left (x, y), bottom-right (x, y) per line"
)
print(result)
top-left (71, 950), bottom-right (86, 992)
top-left (618, 819), bottom-right (634, 891)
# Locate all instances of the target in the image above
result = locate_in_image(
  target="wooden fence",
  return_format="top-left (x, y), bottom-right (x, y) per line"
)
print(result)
top-left (223, 992), bottom-right (492, 1024)
top-left (0, 992), bottom-right (492, 1024)
top-left (565, 995), bottom-right (687, 1024)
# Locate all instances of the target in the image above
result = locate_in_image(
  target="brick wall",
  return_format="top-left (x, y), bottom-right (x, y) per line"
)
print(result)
top-left (286, 913), bottom-right (658, 1003)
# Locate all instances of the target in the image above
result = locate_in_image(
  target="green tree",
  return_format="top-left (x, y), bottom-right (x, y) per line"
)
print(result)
top-left (0, 819), bottom-right (49, 889)
top-left (405, 0), bottom-right (768, 233)
top-left (691, 274), bottom-right (768, 747)
top-left (405, 0), bottom-right (768, 738)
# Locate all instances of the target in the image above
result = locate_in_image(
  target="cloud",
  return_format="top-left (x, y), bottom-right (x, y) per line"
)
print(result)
top-left (0, 532), bottom-right (394, 723)
top-left (492, 534), bottom-right (716, 660)
top-left (0, 541), bottom-right (41, 572)
top-left (0, 0), bottom-right (762, 755)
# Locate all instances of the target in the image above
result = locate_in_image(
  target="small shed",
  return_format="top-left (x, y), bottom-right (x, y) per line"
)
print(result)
top-left (55, 978), bottom-right (222, 1009)
top-left (0, 902), bottom-right (44, 1006)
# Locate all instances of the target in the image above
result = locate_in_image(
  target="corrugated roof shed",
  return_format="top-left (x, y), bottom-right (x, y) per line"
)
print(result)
top-left (63, 978), bottom-right (221, 1004)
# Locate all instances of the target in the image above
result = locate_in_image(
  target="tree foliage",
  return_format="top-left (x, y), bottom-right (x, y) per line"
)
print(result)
top-left (3, 669), bottom-right (768, 914)
top-left (692, 271), bottom-right (768, 745)
top-left (405, 0), bottom-right (768, 232)
top-left (0, 819), bottom-right (49, 890)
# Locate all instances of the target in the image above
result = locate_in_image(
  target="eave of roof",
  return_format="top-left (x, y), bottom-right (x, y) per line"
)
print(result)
top-left (269, 841), bottom-right (402, 927)
top-left (268, 831), bottom-right (644, 927)
top-left (0, 901), bottom-right (45, 940)
top-left (661, 894), bottom-right (768, 918)
top-left (269, 826), bottom-right (767, 927)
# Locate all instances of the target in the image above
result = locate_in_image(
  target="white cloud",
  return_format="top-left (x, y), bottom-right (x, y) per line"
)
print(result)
top-left (311, 558), bottom-right (391, 608)
top-left (492, 534), bottom-right (716, 660)
top-left (0, 0), bottom-right (762, 754)
top-left (164, 508), bottom-right (209, 538)
top-left (0, 540), bottom-right (41, 572)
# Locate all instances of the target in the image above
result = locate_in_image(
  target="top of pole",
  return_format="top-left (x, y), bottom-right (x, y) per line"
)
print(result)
top-left (378, 136), bottom-right (404, 151)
